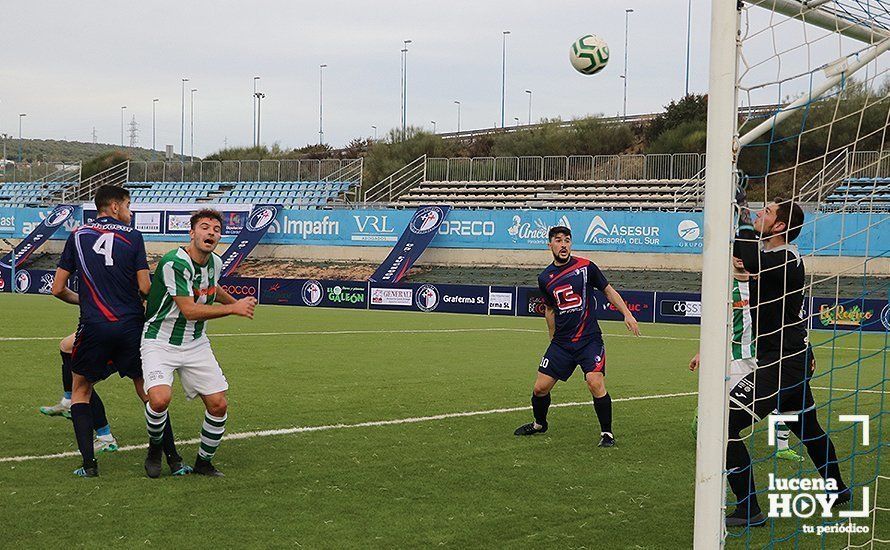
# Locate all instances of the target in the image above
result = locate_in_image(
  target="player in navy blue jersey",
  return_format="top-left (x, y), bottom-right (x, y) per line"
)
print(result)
top-left (51, 185), bottom-right (185, 478)
top-left (515, 226), bottom-right (640, 447)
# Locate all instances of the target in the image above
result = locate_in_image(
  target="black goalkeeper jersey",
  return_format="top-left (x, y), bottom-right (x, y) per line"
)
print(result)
top-left (733, 226), bottom-right (808, 371)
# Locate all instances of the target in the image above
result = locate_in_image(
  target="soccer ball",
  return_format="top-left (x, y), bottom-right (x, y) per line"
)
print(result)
top-left (569, 35), bottom-right (610, 75)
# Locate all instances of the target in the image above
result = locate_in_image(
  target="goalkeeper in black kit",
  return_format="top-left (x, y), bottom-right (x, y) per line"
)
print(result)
top-left (724, 194), bottom-right (850, 527)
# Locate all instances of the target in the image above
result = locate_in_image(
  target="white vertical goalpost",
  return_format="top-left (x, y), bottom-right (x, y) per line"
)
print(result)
top-left (695, 0), bottom-right (889, 547)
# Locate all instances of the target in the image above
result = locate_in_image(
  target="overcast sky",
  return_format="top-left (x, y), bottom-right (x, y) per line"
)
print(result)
top-left (2, 1), bottom-right (882, 157)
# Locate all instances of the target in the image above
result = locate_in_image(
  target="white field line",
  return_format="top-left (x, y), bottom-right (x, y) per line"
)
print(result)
top-left (0, 391), bottom-right (697, 464)
top-left (1, 384), bottom-right (886, 464)
top-left (0, 327), bottom-right (884, 352)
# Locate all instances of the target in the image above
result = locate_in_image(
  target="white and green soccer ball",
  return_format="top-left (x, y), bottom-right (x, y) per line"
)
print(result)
top-left (569, 34), bottom-right (610, 75)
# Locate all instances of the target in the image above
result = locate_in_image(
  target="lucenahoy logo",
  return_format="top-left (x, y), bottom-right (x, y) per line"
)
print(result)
top-left (247, 206), bottom-right (278, 231)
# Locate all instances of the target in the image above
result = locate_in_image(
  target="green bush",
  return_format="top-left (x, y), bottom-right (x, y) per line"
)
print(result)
top-left (647, 120), bottom-right (707, 154)
top-left (646, 94), bottom-right (708, 143)
top-left (81, 150), bottom-right (131, 179)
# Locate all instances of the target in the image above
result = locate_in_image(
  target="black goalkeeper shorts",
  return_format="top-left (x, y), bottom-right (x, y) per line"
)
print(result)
top-left (728, 353), bottom-right (815, 421)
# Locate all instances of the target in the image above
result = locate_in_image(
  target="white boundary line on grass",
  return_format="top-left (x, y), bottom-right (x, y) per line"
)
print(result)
top-left (0, 328), bottom-right (542, 342)
top-left (0, 327), bottom-right (884, 352)
top-left (0, 391), bottom-right (698, 464)
top-left (1, 385), bottom-right (885, 464)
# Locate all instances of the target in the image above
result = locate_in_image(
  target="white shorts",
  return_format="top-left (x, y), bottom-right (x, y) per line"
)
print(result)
top-left (141, 339), bottom-right (228, 400)
top-left (728, 357), bottom-right (757, 392)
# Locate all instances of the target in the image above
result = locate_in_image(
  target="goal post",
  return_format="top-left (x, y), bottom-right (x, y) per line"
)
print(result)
top-left (695, 1), bottom-right (890, 547)
top-left (693, 0), bottom-right (741, 547)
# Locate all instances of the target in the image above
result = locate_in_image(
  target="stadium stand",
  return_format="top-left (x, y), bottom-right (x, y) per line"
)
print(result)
top-left (366, 152), bottom-right (890, 211)
top-left (0, 159), bottom-right (362, 208)
top-left (823, 177), bottom-right (890, 211)
top-left (366, 154), bottom-right (706, 210)
top-left (394, 179), bottom-right (695, 210)
top-left (0, 181), bottom-right (72, 207)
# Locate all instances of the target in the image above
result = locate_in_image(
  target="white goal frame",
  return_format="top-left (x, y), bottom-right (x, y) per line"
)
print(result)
top-left (694, 1), bottom-right (889, 547)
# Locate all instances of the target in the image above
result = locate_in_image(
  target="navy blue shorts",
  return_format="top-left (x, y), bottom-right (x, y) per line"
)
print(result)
top-left (71, 320), bottom-right (143, 382)
top-left (538, 339), bottom-right (606, 382)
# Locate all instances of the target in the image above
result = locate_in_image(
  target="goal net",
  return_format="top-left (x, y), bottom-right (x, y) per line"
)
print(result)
top-left (695, 1), bottom-right (890, 547)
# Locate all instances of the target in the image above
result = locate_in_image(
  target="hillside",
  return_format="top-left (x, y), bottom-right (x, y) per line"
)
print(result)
top-left (1, 137), bottom-right (170, 164)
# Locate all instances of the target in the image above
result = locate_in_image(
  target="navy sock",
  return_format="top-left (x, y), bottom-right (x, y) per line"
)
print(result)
top-left (61, 351), bottom-right (72, 394)
top-left (593, 393), bottom-right (612, 434)
top-left (71, 402), bottom-right (96, 469)
top-left (162, 413), bottom-right (181, 461)
top-left (531, 393), bottom-right (551, 426)
top-left (89, 391), bottom-right (108, 434)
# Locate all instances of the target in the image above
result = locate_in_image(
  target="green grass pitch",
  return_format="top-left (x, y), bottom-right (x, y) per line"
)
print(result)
top-left (0, 294), bottom-right (886, 548)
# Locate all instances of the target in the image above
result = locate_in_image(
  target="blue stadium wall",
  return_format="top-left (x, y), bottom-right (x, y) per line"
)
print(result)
top-left (0, 206), bottom-right (885, 256)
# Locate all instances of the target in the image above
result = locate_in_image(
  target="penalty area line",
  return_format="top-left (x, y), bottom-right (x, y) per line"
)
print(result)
top-left (0, 391), bottom-right (697, 464)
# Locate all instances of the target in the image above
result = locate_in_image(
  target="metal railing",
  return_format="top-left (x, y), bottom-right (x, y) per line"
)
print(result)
top-left (434, 104), bottom-right (781, 141)
top-left (364, 155), bottom-right (427, 202)
top-left (0, 160), bottom-right (81, 183)
top-left (799, 150), bottom-right (851, 203)
top-left (849, 149), bottom-right (890, 178)
top-left (61, 161), bottom-right (129, 203)
top-left (126, 159), bottom-right (361, 183)
top-left (323, 158), bottom-right (364, 205)
top-left (672, 168), bottom-right (707, 208)
top-left (424, 153), bottom-right (706, 182)
top-left (7, 163), bottom-right (83, 205)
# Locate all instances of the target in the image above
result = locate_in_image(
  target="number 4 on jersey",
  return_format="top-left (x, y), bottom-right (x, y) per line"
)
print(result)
top-left (92, 232), bottom-right (115, 266)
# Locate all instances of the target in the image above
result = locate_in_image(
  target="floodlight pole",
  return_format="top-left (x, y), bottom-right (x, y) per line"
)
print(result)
top-left (685, 0), bottom-right (692, 96)
top-left (454, 100), bottom-right (461, 132)
top-left (501, 30), bottom-right (510, 128)
top-left (152, 98), bottom-right (159, 160)
top-left (253, 76), bottom-right (260, 147)
top-left (525, 90), bottom-right (532, 125)
top-left (623, 9), bottom-right (633, 121)
top-left (319, 64), bottom-right (327, 145)
top-left (180, 78), bottom-right (188, 159)
top-left (190, 88), bottom-right (197, 161)
top-left (120, 106), bottom-right (127, 147)
top-left (18, 113), bottom-right (25, 163)
top-left (401, 40), bottom-right (412, 141)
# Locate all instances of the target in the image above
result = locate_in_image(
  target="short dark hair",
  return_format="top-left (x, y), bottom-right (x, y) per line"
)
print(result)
top-left (94, 185), bottom-right (129, 211)
top-left (190, 208), bottom-right (224, 229)
top-left (548, 225), bottom-right (571, 240)
top-left (773, 197), bottom-right (804, 242)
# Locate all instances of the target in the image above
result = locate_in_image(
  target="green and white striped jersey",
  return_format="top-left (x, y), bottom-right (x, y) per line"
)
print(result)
top-left (143, 247), bottom-right (222, 347)
top-left (731, 279), bottom-right (755, 361)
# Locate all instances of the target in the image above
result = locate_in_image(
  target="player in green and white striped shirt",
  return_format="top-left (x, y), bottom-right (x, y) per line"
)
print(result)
top-left (690, 258), bottom-right (803, 461)
top-left (141, 209), bottom-right (256, 478)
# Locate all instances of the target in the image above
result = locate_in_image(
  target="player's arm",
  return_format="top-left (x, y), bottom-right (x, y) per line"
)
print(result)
top-left (137, 269), bottom-right (151, 299)
top-left (51, 267), bottom-right (79, 305)
top-left (172, 295), bottom-right (255, 321)
top-left (602, 284), bottom-right (640, 336)
top-left (733, 226), bottom-right (788, 285)
top-left (134, 233), bottom-right (151, 299)
top-left (53, 233), bottom-right (79, 304)
top-left (214, 285), bottom-right (237, 306)
top-left (544, 304), bottom-right (556, 340)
